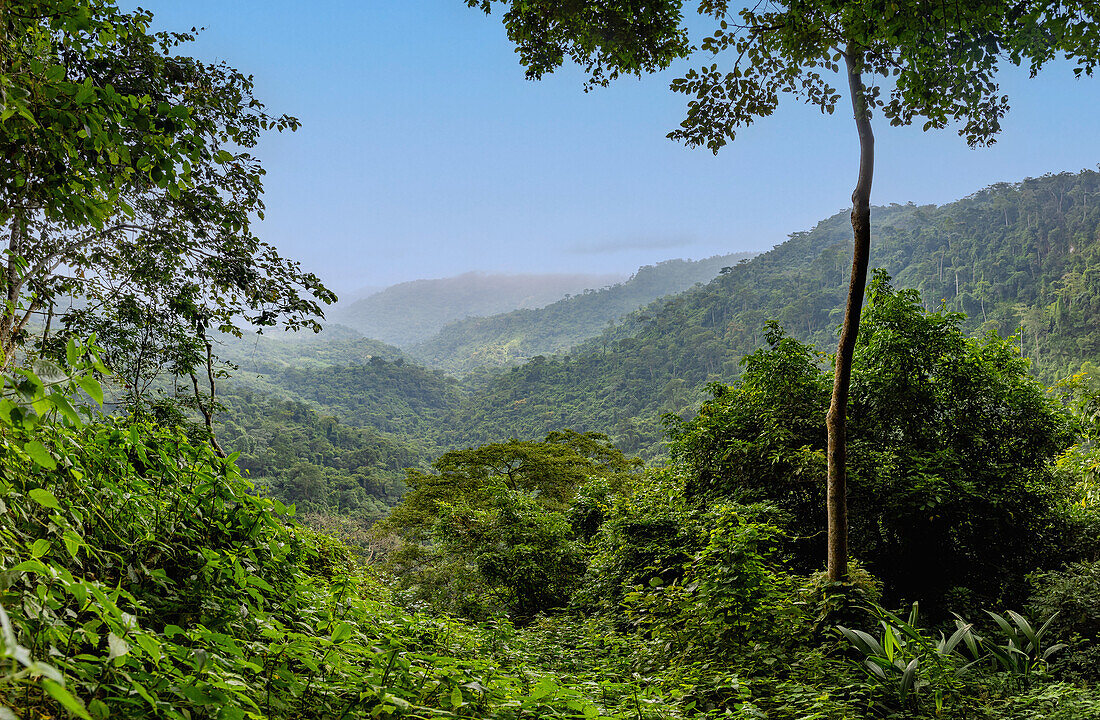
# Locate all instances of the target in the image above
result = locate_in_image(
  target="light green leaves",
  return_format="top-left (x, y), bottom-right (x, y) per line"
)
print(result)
top-left (28, 488), bottom-right (61, 510)
top-left (330, 622), bottom-right (354, 644)
top-left (76, 377), bottom-right (103, 406)
top-left (41, 679), bottom-right (92, 720)
top-left (24, 441), bottom-right (57, 469)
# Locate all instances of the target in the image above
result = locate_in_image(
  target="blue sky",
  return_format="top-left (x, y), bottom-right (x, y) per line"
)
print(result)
top-left (136, 1), bottom-right (1100, 295)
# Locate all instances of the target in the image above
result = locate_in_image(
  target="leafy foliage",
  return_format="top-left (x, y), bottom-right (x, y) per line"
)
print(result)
top-left (1028, 561), bottom-right (1100, 683)
top-left (668, 273), bottom-right (1080, 612)
top-left (1, 0), bottom-right (332, 401)
top-left (376, 432), bottom-right (640, 622)
top-left (218, 388), bottom-right (421, 524)
top-left (0, 360), bottom-right (679, 720)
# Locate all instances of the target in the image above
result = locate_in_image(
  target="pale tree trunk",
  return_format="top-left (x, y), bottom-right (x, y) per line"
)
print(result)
top-left (826, 47), bottom-right (875, 583)
top-left (0, 213), bottom-right (46, 368)
top-left (190, 339), bottom-right (227, 458)
top-left (0, 214), bottom-right (23, 365)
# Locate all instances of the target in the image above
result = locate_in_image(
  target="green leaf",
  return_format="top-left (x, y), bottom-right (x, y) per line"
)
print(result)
top-left (330, 622), bottom-right (354, 644)
top-left (899, 657), bottom-right (919, 700)
top-left (31, 539), bottom-right (51, 558)
top-left (941, 622), bottom-right (973, 655)
top-left (1007, 610), bottom-right (1039, 649)
top-left (134, 633), bottom-right (162, 663)
top-left (28, 488), bottom-right (61, 510)
top-left (87, 699), bottom-right (109, 720)
top-left (9, 559), bottom-right (49, 574)
top-left (1043, 643), bottom-right (1068, 659)
top-left (530, 676), bottom-right (558, 700)
top-left (219, 706), bottom-right (246, 720)
top-left (41, 679), bottom-right (92, 720)
top-left (49, 394), bottom-right (82, 426)
top-left (63, 530), bottom-right (83, 559)
top-left (245, 575), bottom-right (274, 592)
top-left (178, 684), bottom-right (215, 705)
top-left (24, 442), bottom-right (57, 469)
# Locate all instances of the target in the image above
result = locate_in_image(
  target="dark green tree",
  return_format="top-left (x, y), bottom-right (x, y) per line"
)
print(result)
top-left (467, 0), bottom-right (1056, 579)
top-left (669, 274), bottom-right (1078, 613)
top-left (376, 430), bottom-right (639, 620)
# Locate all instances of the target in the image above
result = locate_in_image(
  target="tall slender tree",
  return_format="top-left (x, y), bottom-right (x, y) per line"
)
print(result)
top-left (467, 0), bottom-right (1048, 579)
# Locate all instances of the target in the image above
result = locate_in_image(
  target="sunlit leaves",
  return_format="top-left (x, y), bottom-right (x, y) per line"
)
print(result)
top-left (0, 0), bottom-right (333, 395)
top-left (28, 488), bottom-right (61, 510)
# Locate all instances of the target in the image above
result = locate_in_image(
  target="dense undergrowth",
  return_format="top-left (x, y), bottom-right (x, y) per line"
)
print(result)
top-left (0, 347), bottom-right (667, 719)
top-left (5, 293), bottom-right (1100, 719)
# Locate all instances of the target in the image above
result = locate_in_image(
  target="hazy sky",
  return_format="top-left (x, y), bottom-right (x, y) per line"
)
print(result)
top-left (136, 1), bottom-right (1100, 295)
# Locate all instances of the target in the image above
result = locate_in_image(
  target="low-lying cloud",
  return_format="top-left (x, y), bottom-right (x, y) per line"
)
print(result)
top-left (568, 234), bottom-right (697, 255)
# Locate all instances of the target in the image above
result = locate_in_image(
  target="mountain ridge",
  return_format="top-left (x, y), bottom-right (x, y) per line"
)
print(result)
top-left (407, 252), bottom-right (758, 373)
top-left (333, 270), bottom-right (624, 347)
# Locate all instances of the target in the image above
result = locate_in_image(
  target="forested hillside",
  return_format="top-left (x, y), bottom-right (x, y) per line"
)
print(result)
top-left (217, 326), bottom-right (406, 371)
top-left (335, 271), bottom-right (623, 346)
top-left (227, 357), bottom-right (465, 439)
top-left (428, 171), bottom-right (1100, 455)
top-left (409, 253), bottom-right (756, 373)
top-left (218, 389), bottom-right (425, 528)
top-left (221, 171), bottom-right (1100, 460)
top-left (10, 2), bottom-right (1100, 719)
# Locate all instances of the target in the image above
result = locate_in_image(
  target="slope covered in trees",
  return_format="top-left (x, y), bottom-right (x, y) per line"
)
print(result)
top-left (431, 171), bottom-right (1100, 455)
top-left (334, 271), bottom-right (623, 347)
top-left (408, 253), bottom-right (756, 374)
top-left (218, 327), bottom-right (407, 373)
top-left (208, 171), bottom-right (1100, 461)
top-left (217, 388), bottom-right (425, 530)
top-left (226, 356), bottom-right (464, 440)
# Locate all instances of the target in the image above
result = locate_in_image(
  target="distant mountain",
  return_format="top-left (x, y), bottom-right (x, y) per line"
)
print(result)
top-left (434, 170), bottom-right (1100, 456)
top-left (408, 253), bottom-right (758, 374)
top-left (333, 271), bottom-right (624, 347)
top-left (338, 284), bottom-right (385, 305)
top-left (226, 170), bottom-right (1100, 463)
top-left (216, 325), bottom-right (406, 373)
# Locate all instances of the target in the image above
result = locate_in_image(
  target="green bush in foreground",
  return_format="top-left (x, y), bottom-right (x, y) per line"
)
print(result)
top-left (0, 355), bottom-right (671, 719)
top-left (4, 345), bottom-right (1100, 720)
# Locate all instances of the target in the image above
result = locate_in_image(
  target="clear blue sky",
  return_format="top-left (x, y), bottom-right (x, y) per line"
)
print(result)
top-left (135, 1), bottom-right (1099, 295)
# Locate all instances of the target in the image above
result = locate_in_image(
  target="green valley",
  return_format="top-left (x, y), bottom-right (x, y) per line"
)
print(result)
top-left (5, 2), bottom-right (1100, 719)
top-left (407, 253), bottom-right (757, 374)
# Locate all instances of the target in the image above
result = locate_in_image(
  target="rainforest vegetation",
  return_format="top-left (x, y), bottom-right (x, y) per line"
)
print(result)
top-left (4, 1), bottom-right (1100, 719)
top-left (335, 272), bottom-right (624, 348)
top-left (405, 253), bottom-right (756, 374)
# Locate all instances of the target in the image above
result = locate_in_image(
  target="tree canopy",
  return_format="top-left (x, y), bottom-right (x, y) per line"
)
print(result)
top-left (466, 0), bottom-right (1084, 580)
top-left (0, 0), bottom-right (333, 399)
top-left (668, 273), bottom-right (1081, 612)
top-left (376, 430), bottom-right (640, 621)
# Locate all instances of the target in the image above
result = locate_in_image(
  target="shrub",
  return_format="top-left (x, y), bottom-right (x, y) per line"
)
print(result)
top-left (1028, 560), bottom-right (1100, 682)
